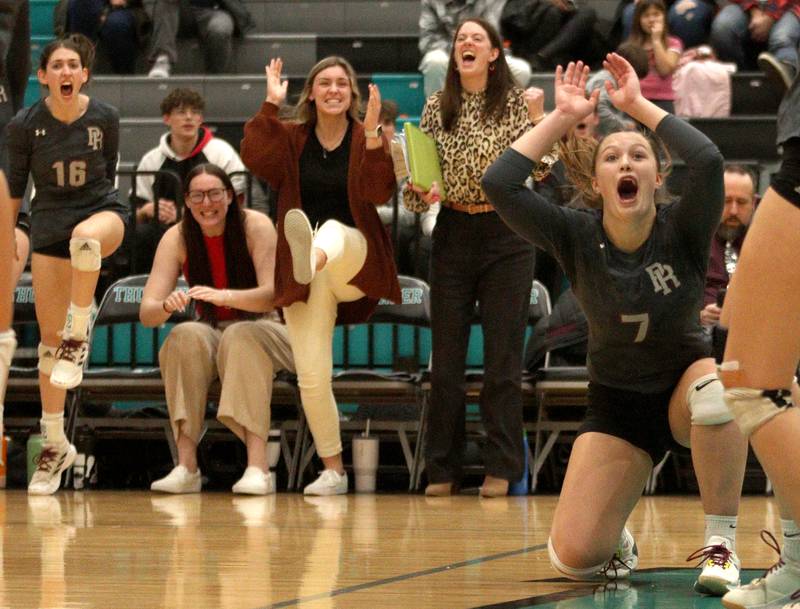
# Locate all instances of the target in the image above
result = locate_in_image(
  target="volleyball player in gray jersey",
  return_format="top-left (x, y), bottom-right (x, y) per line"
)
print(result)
top-left (5, 34), bottom-right (126, 495)
top-left (483, 55), bottom-right (748, 595)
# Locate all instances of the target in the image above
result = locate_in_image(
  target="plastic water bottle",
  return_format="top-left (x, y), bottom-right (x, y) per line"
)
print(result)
top-left (508, 432), bottom-right (530, 496)
top-left (26, 433), bottom-right (44, 485)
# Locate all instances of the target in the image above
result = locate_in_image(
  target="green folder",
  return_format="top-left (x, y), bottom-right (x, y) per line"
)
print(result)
top-left (404, 122), bottom-right (446, 202)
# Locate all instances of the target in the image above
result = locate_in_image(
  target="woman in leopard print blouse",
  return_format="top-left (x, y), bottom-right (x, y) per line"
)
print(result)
top-left (404, 17), bottom-right (541, 498)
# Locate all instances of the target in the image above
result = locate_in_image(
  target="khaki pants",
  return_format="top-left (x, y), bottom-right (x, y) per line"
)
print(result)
top-left (283, 220), bottom-right (367, 458)
top-left (158, 318), bottom-right (295, 444)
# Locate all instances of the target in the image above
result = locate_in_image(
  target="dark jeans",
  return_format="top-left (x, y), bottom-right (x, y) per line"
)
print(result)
top-left (425, 207), bottom-right (535, 484)
top-left (67, 0), bottom-right (139, 73)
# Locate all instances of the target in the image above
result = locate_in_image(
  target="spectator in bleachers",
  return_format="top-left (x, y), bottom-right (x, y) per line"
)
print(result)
top-left (619, 0), bottom-right (715, 49)
top-left (141, 163), bottom-right (291, 495)
top-left (147, 0), bottom-right (253, 78)
top-left (710, 0), bottom-right (799, 90)
top-left (484, 54), bottom-right (748, 594)
top-left (627, 0), bottom-right (682, 113)
top-left (500, 0), bottom-right (599, 72)
top-left (700, 164), bottom-right (757, 328)
top-left (404, 18), bottom-right (537, 498)
top-left (418, 0), bottom-right (532, 96)
top-left (7, 34), bottom-right (128, 495)
top-left (241, 56), bottom-right (401, 496)
top-left (131, 88), bottom-right (247, 273)
top-left (56, 0), bottom-right (151, 74)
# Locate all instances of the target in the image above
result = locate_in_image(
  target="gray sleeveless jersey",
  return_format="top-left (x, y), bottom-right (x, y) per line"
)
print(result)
top-left (484, 115), bottom-right (724, 392)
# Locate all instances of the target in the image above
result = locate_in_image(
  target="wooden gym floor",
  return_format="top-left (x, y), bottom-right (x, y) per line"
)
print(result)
top-left (0, 492), bottom-right (783, 608)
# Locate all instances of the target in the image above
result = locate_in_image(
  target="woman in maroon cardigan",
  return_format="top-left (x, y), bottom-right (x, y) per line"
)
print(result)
top-left (241, 56), bottom-right (401, 496)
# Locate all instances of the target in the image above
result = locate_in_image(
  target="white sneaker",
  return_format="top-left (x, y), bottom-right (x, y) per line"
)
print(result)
top-left (599, 527), bottom-right (639, 579)
top-left (722, 531), bottom-right (800, 609)
top-left (690, 535), bottom-right (741, 595)
top-left (28, 442), bottom-right (77, 495)
top-left (232, 466), bottom-right (275, 495)
top-left (148, 54), bottom-right (171, 78)
top-left (284, 208), bottom-right (315, 284)
top-left (303, 469), bottom-right (348, 496)
top-left (49, 337), bottom-right (90, 389)
top-left (150, 465), bottom-right (201, 494)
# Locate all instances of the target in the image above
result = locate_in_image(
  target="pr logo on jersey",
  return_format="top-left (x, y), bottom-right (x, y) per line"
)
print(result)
top-left (87, 127), bottom-right (103, 151)
top-left (35, 129), bottom-right (46, 137)
top-left (645, 263), bottom-right (680, 295)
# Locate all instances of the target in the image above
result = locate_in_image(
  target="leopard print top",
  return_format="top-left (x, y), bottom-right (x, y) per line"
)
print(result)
top-left (403, 87), bottom-right (533, 213)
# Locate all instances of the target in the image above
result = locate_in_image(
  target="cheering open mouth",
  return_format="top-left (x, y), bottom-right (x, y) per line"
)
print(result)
top-left (617, 176), bottom-right (639, 203)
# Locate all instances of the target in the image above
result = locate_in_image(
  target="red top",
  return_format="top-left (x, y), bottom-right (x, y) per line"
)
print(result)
top-left (183, 234), bottom-right (237, 322)
top-left (240, 102), bottom-right (401, 324)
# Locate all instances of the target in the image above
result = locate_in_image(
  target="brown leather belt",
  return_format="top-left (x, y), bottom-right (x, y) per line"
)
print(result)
top-left (443, 200), bottom-right (495, 215)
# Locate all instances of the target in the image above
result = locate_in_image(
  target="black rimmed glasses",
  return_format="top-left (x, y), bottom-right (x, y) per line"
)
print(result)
top-left (186, 188), bottom-right (228, 204)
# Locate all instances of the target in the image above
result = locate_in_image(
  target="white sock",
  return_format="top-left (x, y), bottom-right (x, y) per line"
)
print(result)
top-left (782, 518), bottom-right (800, 563)
top-left (705, 514), bottom-right (738, 550)
top-left (65, 303), bottom-right (93, 341)
top-left (41, 412), bottom-right (67, 447)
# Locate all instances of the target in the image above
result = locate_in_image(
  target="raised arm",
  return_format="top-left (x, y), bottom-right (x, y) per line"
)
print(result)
top-left (483, 63), bottom-right (597, 256)
top-left (357, 83), bottom-right (395, 205)
top-left (240, 58), bottom-right (292, 190)
top-left (603, 53), bottom-right (723, 251)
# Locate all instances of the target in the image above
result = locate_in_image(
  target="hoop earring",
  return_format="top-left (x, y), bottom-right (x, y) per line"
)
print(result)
top-left (489, 62), bottom-right (496, 72)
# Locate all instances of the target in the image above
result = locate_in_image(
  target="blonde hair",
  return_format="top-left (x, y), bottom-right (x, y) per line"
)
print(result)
top-left (558, 130), bottom-right (673, 209)
top-left (293, 56), bottom-right (362, 126)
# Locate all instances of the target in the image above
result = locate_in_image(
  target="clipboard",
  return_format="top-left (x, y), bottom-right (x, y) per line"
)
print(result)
top-left (403, 122), bottom-right (446, 201)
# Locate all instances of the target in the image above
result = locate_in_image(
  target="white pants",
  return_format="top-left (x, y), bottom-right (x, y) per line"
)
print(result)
top-left (420, 48), bottom-right (533, 97)
top-left (283, 220), bottom-right (367, 458)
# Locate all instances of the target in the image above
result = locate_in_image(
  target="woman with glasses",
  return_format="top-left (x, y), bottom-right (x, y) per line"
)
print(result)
top-left (241, 56), bottom-right (400, 496)
top-left (140, 163), bottom-right (294, 495)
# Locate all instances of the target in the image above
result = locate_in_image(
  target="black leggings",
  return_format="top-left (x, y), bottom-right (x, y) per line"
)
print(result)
top-left (771, 137), bottom-right (800, 209)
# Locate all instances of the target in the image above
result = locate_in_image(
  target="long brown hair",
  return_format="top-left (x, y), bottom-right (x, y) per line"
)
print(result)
top-left (440, 18), bottom-right (515, 132)
top-left (294, 56), bottom-right (362, 126)
top-left (181, 164), bottom-right (257, 324)
top-left (558, 129), bottom-right (672, 209)
top-left (39, 33), bottom-right (96, 83)
top-left (629, 0), bottom-right (669, 47)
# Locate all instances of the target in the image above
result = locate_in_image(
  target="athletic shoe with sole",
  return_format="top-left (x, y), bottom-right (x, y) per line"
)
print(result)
top-left (28, 442), bottom-right (77, 495)
top-left (689, 535), bottom-right (741, 595)
top-left (722, 531), bottom-right (800, 609)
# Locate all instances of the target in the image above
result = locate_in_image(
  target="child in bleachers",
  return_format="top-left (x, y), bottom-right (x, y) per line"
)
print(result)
top-left (628, 0), bottom-right (682, 113)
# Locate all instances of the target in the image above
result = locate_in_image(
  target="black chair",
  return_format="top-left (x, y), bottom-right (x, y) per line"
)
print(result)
top-left (293, 275), bottom-right (432, 491)
top-left (75, 274), bottom-right (306, 486)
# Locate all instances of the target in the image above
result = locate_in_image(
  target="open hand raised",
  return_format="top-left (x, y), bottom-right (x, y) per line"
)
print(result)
top-left (265, 58), bottom-right (289, 107)
top-left (554, 61), bottom-right (599, 122)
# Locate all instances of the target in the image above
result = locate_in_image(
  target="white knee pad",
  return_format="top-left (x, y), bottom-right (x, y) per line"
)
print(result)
top-left (688, 372), bottom-right (734, 426)
top-left (69, 237), bottom-right (102, 272)
top-left (0, 330), bottom-right (16, 368)
top-left (724, 386), bottom-right (793, 437)
top-left (547, 537), bottom-right (607, 581)
top-left (38, 343), bottom-right (57, 376)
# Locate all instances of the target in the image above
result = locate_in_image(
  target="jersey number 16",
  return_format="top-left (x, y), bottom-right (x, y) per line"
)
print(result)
top-left (52, 160), bottom-right (87, 187)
